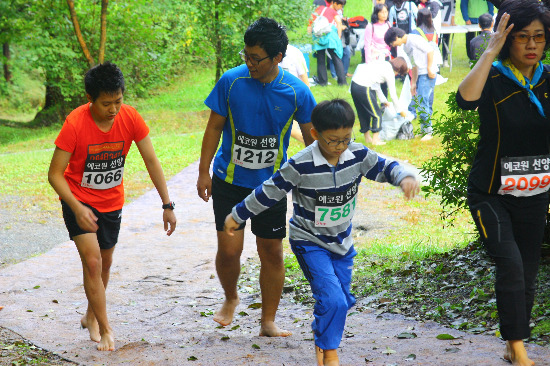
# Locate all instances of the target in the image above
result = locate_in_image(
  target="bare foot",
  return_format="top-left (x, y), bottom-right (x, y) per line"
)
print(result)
top-left (97, 330), bottom-right (115, 351)
top-left (372, 140), bottom-right (386, 146)
top-left (504, 340), bottom-right (535, 366)
top-left (259, 321), bottom-right (292, 337)
top-left (81, 314), bottom-right (101, 343)
top-left (420, 134), bottom-right (433, 141)
top-left (213, 298), bottom-right (239, 326)
top-left (315, 345), bottom-right (324, 366)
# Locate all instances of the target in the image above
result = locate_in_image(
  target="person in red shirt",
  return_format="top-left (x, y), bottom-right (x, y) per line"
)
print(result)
top-left (48, 62), bottom-right (177, 351)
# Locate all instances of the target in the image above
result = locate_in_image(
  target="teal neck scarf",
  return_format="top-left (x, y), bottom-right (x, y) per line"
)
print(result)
top-left (493, 59), bottom-right (545, 117)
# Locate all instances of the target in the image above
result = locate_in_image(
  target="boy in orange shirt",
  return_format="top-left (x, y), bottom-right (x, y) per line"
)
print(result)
top-left (48, 62), bottom-right (177, 351)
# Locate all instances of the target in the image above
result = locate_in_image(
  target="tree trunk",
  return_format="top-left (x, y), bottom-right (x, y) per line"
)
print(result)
top-left (98, 0), bottom-right (108, 64)
top-left (214, 0), bottom-right (222, 82)
top-left (66, 0), bottom-right (95, 67)
top-left (3, 42), bottom-right (12, 83)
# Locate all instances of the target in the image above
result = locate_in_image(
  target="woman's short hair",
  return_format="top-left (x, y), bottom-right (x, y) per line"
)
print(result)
top-left (389, 57), bottom-right (409, 75)
top-left (494, 0), bottom-right (550, 60)
top-left (371, 3), bottom-right (388, 24)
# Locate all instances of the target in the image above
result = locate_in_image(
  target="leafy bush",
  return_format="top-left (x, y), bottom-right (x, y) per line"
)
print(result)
top-left (420, 92), bottom-right (480, 220)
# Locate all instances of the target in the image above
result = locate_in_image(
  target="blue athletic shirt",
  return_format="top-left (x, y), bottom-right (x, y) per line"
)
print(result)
top-left (204, 64), bottom-right (317, 189)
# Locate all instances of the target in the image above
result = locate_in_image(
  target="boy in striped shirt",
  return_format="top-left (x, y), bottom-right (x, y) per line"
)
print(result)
top-left (224, 99), bottom-right (419, 365)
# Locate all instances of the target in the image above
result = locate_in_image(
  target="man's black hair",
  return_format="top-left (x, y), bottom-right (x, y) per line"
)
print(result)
top-left (384, 27), bottom-right (406, 46)
top-left (478, 13), bottom-right (493, 30)
top-left (244, 17), bottom-right (288, 59)
top-left (333, 0), bottom-right (346, 5)
top-left (371, 3), bottom-right (389, 24)
top-left (311, 99), bottom-right (355, 132)
top-left (495, 0), bottom-right (550, 60)
top-left (84, 62), bottom-right (125, 102)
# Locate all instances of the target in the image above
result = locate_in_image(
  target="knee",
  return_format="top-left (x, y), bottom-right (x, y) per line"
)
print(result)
top-left (217, 246), bottom-right (243, 261)
top-left (84, 255), bottom-right (102, 278)
top-left (495, 257), bottom-right (524, 291)
top-left (317, 293), bottom-right (349, 315)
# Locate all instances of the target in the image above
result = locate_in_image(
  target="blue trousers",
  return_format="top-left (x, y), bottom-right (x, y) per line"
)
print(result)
top-left (291, 244), bottom-right (357, 350)
top-left (413, 74), bottom-right (436, 134)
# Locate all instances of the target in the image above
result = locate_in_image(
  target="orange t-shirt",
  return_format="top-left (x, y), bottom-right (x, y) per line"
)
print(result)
top-left (54, 103), bottom-right (149, 212)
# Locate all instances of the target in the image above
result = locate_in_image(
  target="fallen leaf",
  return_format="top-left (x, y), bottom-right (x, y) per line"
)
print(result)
top-left (436, 333), bottom-right (457, 340)
top-left (238, 311), bottom-right (249, 316)
top-left (221, 336), bottom-right (230, 341)
top-left (397, 332), bottom-right (417, 339)
top-left (52, 300), bottom-right (59, 304)
top-left (405, 354), bottom-right (417, 360)
top-left (445, 347), bottom-right (461, 353)
top-left (33, 285), bottom-right (40, 289)
top-left (248, 303), bottom-right (262, 309)
top-left (187, 355), bottom-right (198, 361)
top-left (382, 346), bottom-right (396, 355)
top-left (251, 344), bottom-right (260, 349)
top-left (231, 325), bottom-right (240, 331)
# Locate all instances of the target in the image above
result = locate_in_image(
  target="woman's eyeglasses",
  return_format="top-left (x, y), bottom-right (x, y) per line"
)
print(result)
top-left (512, 33), bottom-right (546, 44)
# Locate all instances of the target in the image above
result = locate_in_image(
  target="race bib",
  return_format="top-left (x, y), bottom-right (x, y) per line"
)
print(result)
top-left (232, 131), bottom-right (279, 170)
top-left (81, 141), bottom-right (125, 190)
top-left (315, 184), bottom-right (358, 227)
top-left (498, 155), bottom-right (550, 197)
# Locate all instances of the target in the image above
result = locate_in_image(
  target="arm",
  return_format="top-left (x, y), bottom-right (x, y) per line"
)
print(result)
top-left (335, 15), bottom-right (343, 38)
top-left (458, 13), bottom-right (513, 101)
top-left (427, 49), bottom-right (435, 79)
top-left (461, 0), bottom-right (469, 22)
top-left (364, 24), bottom-right (373, 63)
top-left (135, 135), bottom-right (176, 236)
top-left (385, 69), bottom-right (405, 114)
top-left (400, 176), bottom-right (420, 200)
top-left (411, 66), bottom-right (418, 95)
top-left (298, 72), bottom-right (310, 87)
top-left (196, 110), bottom-right (226, 202)
top-left (48, 147), bottom-right (99, 232)
top-left (299, 122), bottom-right (315, 146)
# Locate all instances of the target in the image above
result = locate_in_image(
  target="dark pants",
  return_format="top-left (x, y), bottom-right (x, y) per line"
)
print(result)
top-left (316, 49), bottom-right (346, 86)
top-left (468, 189), bottom-right (548, 340)
top-left (350, 81), bottom-right (383, 133)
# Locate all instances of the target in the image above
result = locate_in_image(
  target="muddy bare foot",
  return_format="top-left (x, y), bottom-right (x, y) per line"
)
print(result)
top-left (213, 298), bottom-right (239, 326)
top-left (80, 314), bottom-right (100, 343)
top-left (259, 321), bottom-right (292, 337)
top-left (504, 341), bottom-right (535, 366)
top-left (97, 331), bottom-right (115, 351)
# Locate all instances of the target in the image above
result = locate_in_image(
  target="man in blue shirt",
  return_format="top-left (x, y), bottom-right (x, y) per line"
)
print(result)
top-left (196, 17), bottom-right (317, 337)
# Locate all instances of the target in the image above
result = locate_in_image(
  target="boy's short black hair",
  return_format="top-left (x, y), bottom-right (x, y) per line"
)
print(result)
top-left (244, 17), bottom-right (288, 59)
top-left (84, 62), bottom-right (125, 102)
top-left (333, 0), bottom-right (346, 5)
top-left (384, 27), bottom-right (406, 46)
top-left (311, 99), bottom-right (355, 132)
top-left (478, 13), bottom-right (493, 29)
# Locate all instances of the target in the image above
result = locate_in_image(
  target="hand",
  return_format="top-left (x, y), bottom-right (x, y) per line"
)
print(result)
top-left (428, 70), bottom-right (436, 79)
top-left (197, 172), bottom-right (212, 202)
top-left (410, 83), bottom-right (417, 96)
top-left (75, 204), bottom-right (99, 233)
top-left (484, 13), bottom-right (514, 57)
top-left (383, 102), bottom-right (390, 108)
top-left (223, 214), bottom-right (240, 236)
top-left (465, 20), bottom-right (472, 25)
top-left (400, 111), bottom-right (407, 118)
top-left (400, 176), bottom-right (420, 200)
top-left (163, 209), bottom-right (177, 236)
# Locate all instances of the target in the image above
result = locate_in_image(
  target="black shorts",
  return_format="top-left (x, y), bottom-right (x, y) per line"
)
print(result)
top-left (61, 200), bottom-right (122, 250)
top-left (212, 174), bottom-right (287, 239)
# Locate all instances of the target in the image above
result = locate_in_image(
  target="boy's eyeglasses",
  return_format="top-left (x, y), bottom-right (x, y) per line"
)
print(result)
top-left (512, 33), bottom-right (546, 44)
top-left (239, 50), bottom-right (270, 65)
top-left (319, 132), bottom-right (355, 147)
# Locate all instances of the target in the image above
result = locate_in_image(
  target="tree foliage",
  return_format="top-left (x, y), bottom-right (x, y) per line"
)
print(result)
top-left (420, 92), bottom-right (480, 221)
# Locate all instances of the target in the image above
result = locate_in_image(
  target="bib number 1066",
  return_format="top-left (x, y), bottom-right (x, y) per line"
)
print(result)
top-left (82, 168), bottom-right (123, 190)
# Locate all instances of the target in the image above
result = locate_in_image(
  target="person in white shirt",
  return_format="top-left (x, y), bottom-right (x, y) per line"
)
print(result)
top-left (279, 44), bottom-right (310, 144)
top-left (385, 27), bottom-right (436, 140)
top-left (350, 57), bottom-right (408, 145)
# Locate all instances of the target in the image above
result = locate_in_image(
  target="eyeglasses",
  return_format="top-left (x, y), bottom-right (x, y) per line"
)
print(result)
top-left (319, 132), bottom-right (355, 147)
top-left (239, 50), bottom-right (271, 65)
top-left (512, 33), bottom-right (546, 44)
